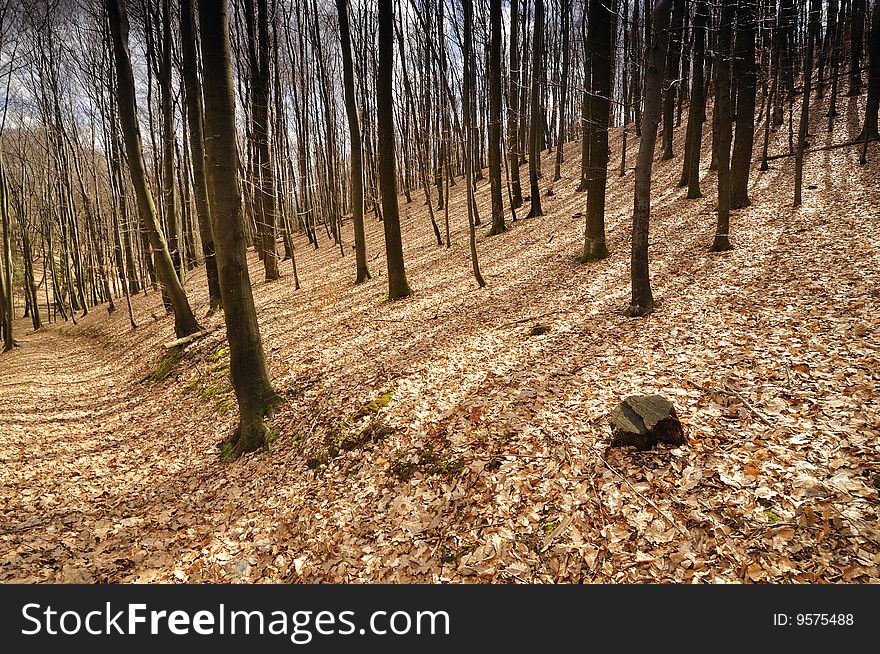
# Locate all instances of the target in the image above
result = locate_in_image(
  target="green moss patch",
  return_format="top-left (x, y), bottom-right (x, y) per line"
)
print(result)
top-left (211, 346), bottom-right (229, 362)
top-left (388, 444), bottom-right (464, 482)
top-left (218, 440), bottom-right (236, 463)
top-left (149, 348), bottom-right (185, 382)
top-left (183, 352), bottom-right (233, 414)
top-left (353, 391), bottom-right (395, 419)
top-left (306, 420), bottom-right (393, 470)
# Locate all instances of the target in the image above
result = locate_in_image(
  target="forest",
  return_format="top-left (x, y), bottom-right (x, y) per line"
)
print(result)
top-left (0, 0), bottom-right (878, 584)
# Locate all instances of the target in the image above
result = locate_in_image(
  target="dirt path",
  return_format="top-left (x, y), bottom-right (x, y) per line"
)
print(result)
top-left (0, 320), bottom-right (236, 582)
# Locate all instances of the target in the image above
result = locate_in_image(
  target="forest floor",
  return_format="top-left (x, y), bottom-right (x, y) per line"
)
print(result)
top-left (2, 95), bottom-right (879, 583)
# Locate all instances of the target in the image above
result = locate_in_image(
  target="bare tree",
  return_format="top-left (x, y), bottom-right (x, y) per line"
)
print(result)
top-left (336, 0), bottom-right (370, 283)
top-left (377, 0), bottom-right (411, 299)
top-left (106, 0), bottom-right (202, 338)
top-left (199, 0), bottom-right (282, 458)
top-left (628, 0), bottom-right (672, 317)
top-left (526, 0), bottom-right (545, 219)
top-left (180, 0), bottom-right (222, 311)
top-left (486, 0), bottom-right (505, 235)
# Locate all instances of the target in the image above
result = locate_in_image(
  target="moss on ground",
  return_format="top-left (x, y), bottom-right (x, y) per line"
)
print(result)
top-left (306, 420), bottom-right (393, 470)
top-left (305, 391), bottom-right (397, 470)
top-left (388, 444), bottom-right (464, 482)
top-left (353, 391), bottom-right (395, 419)
top-left (211, 346), bottom-right (229, 362)
top-left (183, 348), bottom-right (233, 414)
top-left (149, 348), bottom-right (185, 382)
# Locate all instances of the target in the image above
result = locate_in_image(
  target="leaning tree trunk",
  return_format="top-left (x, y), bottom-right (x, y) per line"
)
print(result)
top-left (199, 0), bottom-right (282, 458)
top-left (105, 0), bottom-right (202, 339)
top-left (377, 0), bottom-right (412, 300)
top-left (628, 0), bottom-right (672, 317)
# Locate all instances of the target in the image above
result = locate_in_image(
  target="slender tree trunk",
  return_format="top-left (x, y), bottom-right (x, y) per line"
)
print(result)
top-left (730, 0), bottom-right (758, 209)
top-left (159, 0), bottom-right (182, 283)
top-left (628, 0), bottom-right (672, 317)
top-left (463, 0), bottom-right (486, 287)
top-left (553, 0), bottom-right (571, 182)
top-left (681, 0), bottom-right (707, 197)
top-left (377, 0), bottom-right (412, 299)
top-left (578, 7), bottom-right (592, 193)
top-left (180, 0), bottom-right (222, 311)
top-left (336, 0), bottom-right (371, 283)
top-left (254, 0), bottom-right (281, 280)
top-left (826, 0), bottom-right (842, 127)
top-left (508, 0), bottom-right (523, 208)
top-left (0, 157), bottom-right (13, 351)
top-left (661, 0), bottom-right (685, 160)
top-left (526, 0), bottom-right (545, 218)
top-left (710, 0), bottom-right (736, 252)
top-left (487, 0), bottom-right (506, 235)
top-left (582, 0), bottom-right (614, 262)
top-left (106, 0), bottom-right (202, 339)
top-left (199, 0), bottom-right (282, 458)
top-left (849, 0), bottom-right (866, 95)
top-left (794, 0), bottom-right (820, 207)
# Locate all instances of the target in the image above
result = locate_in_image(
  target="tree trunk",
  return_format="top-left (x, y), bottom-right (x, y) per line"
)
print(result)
top-left (849, 0), bottom-right (866, 95)
top-left (661, 0), bottom-right (685, 160)
top-left (199, 0), bottom-right (282, 458)
top-left (582, 0), bottom-right (614, 262)
top-left (377, 0), bottom-right (412, 300)
top-left (463, 0), bottom-right (486, 287)
top-left (180, 0), bottom-right (222, 311)
top-left (106, 0), bottom-right (202, 339)
top-left (794, 0), bottom-right (820, 207)
top-left (553, 0), bottom-right (571, 182)
top-left (526, 0), bottom-right (545, 218)
top-left (858, 0), bottom-right (880, 142)
top-left (826, 0), bottom-right (842, 128)
top-left (508, 0), bottom-right (523, 208)
top-left (254, 0), bottom-right (281, 280)
top-left (336, 0), bottom-right (371, 283)
top-left (159, 0), bottom-right (182, 282)
top-left (628, 0), bottom-right (672, 317)
top-left (0, 157), bottom-right (14, 351)
top-left (710, 0), bottom-right (735, 252)
top-left (682, 0), bottom-right (707, 198)
top-left (730, 0), bottom-right (758, 209)
top-left (487, 0), bottom-right (506, 235)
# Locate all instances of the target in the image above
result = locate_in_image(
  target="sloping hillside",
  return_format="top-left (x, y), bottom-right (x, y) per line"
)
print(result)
top-left (1, 97), bottom-right (878, 583)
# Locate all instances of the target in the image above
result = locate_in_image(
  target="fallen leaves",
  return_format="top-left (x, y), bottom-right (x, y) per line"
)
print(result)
top-left (1, 97), bottom-right (879, 585)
